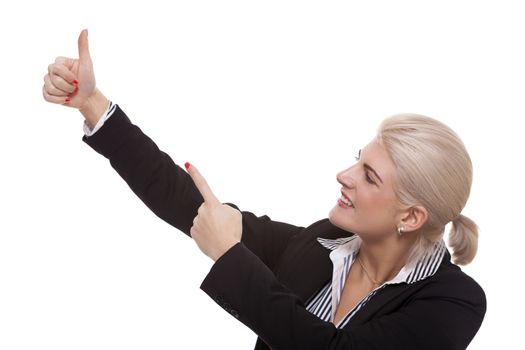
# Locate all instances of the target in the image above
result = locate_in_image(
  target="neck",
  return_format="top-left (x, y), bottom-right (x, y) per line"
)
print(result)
top-left (357, 233), bottom-right (417, 284)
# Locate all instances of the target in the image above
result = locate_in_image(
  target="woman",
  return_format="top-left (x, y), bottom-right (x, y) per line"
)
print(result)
top-left (43, 30), bottom-right (486, 349)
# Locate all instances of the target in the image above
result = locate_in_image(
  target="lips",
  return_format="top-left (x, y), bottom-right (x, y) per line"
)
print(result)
top-left (340, 191), bottom-right (354, 207)
top-left (341, 191), bottom-right (352, 203)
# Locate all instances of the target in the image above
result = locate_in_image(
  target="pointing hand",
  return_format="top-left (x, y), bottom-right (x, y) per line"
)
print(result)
top-left (186, 162), bottom-right (243, 261)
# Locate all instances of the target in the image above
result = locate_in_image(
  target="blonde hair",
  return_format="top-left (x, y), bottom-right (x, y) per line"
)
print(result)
top-left (376, 114), bottom-right (478, 265)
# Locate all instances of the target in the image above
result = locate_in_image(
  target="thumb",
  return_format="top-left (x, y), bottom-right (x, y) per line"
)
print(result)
top-left (78, 29), bottom-right (91, 62)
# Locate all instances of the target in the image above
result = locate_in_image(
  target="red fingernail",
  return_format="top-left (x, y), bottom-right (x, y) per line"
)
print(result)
top-left (184, 162), bottom-right (191, 170)
top-left (65, 97), bottom-right (70, 103)
top-left (67, 93), bottom-right (72, 97)
top-left (72, 79), bottom-right (78, 84)
top-left (73, 86), bottom-right (79, 93)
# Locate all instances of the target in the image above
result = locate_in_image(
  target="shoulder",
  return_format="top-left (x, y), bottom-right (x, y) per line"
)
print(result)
top-left (371, 255), bottom-right (487, 348)
top-left (411, 254), bottom-right (487, 319)
top-left (430, 255), bottom-right (485, 298)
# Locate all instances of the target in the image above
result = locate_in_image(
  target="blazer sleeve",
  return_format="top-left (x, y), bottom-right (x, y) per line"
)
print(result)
top-left (81, 105), bottom-right (304, 271)
top-left (200, 242), bottom-right (486, 350)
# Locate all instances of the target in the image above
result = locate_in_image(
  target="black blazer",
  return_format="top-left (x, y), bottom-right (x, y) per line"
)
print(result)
top-left (83, 105), bottom-right (486, 349)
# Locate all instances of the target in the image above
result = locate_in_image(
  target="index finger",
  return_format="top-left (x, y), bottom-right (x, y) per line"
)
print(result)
top-left (185, 162), bottom-right (220, 205)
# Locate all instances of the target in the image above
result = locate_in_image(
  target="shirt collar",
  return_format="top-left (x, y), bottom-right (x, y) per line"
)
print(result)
top-left (316, 235), bottom-right (447, 285)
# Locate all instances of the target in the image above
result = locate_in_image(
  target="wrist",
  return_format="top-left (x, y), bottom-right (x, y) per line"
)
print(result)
top-left (213, 240), bottom-right (241, 262)
top-left (79, 89), bottom-right (109, 129)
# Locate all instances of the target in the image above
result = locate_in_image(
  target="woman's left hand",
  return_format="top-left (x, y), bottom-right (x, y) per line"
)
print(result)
top-left (186, 163), bottom-right (243, 261)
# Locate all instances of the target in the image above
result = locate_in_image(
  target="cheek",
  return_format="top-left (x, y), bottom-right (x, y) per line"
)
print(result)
top-left (356, 193), bottom-right (398, 236)
top-left (359, 190), bottom-right (396, 219)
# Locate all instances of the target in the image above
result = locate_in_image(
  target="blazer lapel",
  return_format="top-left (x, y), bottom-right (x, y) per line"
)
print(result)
top-left (343, 282), bottom-right (411, 328)
top-left (275, 219), bottom-right (353, 304)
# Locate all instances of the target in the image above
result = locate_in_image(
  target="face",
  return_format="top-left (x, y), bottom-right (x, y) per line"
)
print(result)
top-left (328, 138), bottom-right (402, 241)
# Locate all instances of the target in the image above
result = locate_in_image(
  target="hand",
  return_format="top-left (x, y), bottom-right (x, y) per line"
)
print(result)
top-left (186, 163), bottom-right (243, 261)
top-left (42, 29), bottom-right (96, 109)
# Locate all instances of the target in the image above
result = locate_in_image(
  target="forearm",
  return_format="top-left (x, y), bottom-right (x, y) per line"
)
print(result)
top-left (82, 105), bottom-right (205, 236)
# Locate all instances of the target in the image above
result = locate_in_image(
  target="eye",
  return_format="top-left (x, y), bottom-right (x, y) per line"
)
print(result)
top-left (365, 171), bottom-right (375, 184)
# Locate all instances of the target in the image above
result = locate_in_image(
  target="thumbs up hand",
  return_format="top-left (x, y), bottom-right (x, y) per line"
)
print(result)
top-left (43, 29), bottom-right (96, 109)
top-left (186, 162), bottom-right (243, 261)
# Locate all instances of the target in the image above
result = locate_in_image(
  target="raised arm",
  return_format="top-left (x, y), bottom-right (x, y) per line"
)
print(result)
top-left (42, 30), bottom-right (306, 270)
top-left (42, 29), bottom-right (205, 236)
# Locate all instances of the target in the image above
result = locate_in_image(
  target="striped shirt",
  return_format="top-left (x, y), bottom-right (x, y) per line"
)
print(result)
top-left (305, 235), bottom-right (447, 329)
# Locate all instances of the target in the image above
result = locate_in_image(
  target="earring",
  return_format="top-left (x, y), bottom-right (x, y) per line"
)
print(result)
top-left (397, 226), bottom-right (404, 236)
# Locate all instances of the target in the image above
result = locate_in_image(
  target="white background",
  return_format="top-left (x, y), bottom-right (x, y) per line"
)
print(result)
top-left (1, 1), bottom-right (523, 349)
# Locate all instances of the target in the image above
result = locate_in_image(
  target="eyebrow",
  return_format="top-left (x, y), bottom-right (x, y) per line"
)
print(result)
top-left (358, 149), bottom-right (384, 184)
top-left (364, 163), bottom-right (384, 184)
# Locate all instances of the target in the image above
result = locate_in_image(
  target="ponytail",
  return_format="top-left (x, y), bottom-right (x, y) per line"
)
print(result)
top-left (448, 214), bottom-right (479, 265)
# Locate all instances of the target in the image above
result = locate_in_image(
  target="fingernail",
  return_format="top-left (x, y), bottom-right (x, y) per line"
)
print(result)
top-left (72, 79), bottom-right (79, 84)
top-left (67, 93), bottom-right (72, 97)
top-left (65, 97), bottom-right (71, 103)
top-left (184, 162), bottom-right (191, 170)
top-left (73, 86), bottom-right (79, 93)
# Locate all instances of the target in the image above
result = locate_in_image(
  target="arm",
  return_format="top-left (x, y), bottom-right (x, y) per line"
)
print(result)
top-left (82, 103), bottom-right (305, 270)
top-left (43, 30), bottom-right (305, 268)
top-left (81, 102), bottom-right (204, 236)
top-left (200, 242), bottom-right (486, 350)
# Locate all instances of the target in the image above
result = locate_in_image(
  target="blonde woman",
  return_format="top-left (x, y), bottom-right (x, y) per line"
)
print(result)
top-left (43, 30), bottom-right (485, 349)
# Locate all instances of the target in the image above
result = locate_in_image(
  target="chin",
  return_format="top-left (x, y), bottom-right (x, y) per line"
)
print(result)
top-left (328, 205), bottom-right (354, 233)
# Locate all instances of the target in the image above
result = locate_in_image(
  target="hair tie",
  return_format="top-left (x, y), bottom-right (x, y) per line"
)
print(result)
top-left (453, 214), bottom-right (463, 224)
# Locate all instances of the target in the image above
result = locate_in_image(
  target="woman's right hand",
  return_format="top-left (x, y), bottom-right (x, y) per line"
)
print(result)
top-left (43, 29), bottom-right (109, 128)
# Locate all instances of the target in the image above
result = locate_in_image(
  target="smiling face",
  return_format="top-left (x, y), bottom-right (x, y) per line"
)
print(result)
top-left (328, 138), bottom-right (403, 241)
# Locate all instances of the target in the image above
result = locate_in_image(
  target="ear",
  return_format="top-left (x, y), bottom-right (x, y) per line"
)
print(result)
top-left (398, 205), bottom-right (428, 233)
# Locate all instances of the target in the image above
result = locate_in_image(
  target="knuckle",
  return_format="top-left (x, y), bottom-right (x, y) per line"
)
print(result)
top-left (48, 76), bottom-right (57, 89)
top-left (50, 74), bottom-right (63, 87)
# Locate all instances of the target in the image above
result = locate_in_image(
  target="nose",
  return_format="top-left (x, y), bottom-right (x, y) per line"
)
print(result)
top-left (336, 166), bottom-right (356, 189)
